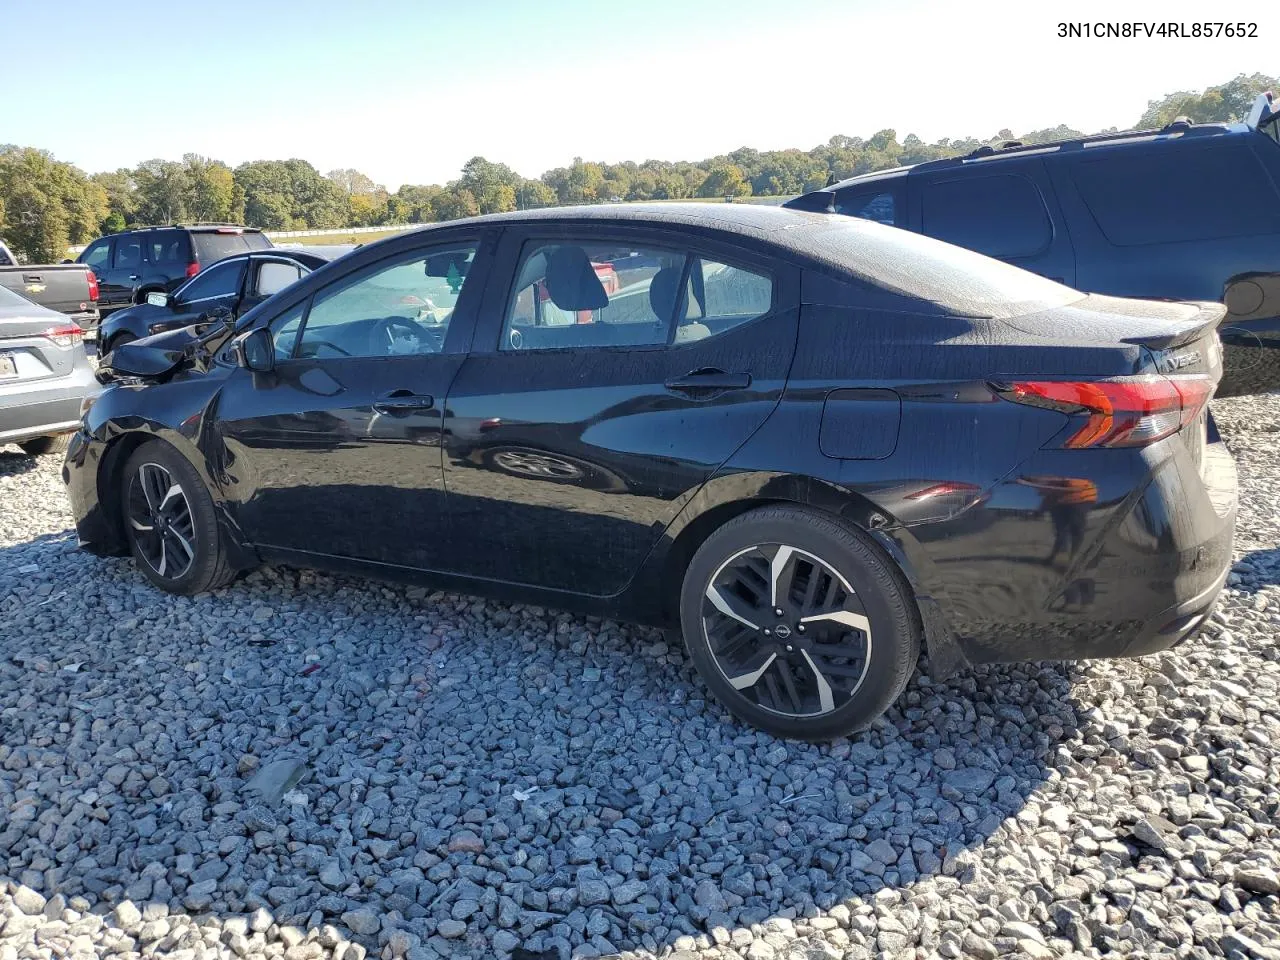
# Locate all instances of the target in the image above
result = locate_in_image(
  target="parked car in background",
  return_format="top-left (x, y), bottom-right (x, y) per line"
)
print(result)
top-left (70, 204), bottom-right (1235, 740)
top-left (0, 239), bottom-right (100, 331)
top-left (75, 224), bottom-right (271, 317)
top-left (97, 248), bottom-right (345, 355)
top-left (0, 284), bottom-right (97, 456)
top-left (785, 92), bottom-right (1280, 397)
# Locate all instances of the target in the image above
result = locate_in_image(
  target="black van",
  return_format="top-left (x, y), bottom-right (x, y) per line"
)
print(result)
top-left (786, 93), bottom-right (1280, 396)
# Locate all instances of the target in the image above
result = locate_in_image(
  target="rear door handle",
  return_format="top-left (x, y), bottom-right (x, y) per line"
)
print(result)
top-left (22, 273), bottom-right (42, 283)
top-left (374, 391), bottom-right (435, 414)
top-left (665, 368), bottom-right (752, 393)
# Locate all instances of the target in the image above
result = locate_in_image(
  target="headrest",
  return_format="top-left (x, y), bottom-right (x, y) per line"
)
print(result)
top-left (648, 266), bottom-right (682, 322)
top-left (545, 246), bottom-right (608, 312)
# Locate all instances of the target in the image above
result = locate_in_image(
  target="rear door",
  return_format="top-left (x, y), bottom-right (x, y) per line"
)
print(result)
top-left (142, 228), bottom-right (192, 293)
top-left (439, 224), bottom-right (799, 596)
top-left (103, 234), bottom-right (144, 309)
top-left (911, 161), bottom-right (1076, 285)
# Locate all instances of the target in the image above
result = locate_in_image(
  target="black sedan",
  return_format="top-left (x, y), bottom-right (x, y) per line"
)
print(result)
top-left (96, 248), bottom-right (346, 356)
top-left (64, 204), bottom-right (1237, 740)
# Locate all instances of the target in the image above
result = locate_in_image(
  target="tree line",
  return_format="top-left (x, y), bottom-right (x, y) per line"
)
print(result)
top-left (0, 72), bottom-right (1274, 263)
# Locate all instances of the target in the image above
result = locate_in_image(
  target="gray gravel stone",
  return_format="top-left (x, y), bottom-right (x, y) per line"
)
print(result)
top-left (1, 392), bottom-right (1279, 960)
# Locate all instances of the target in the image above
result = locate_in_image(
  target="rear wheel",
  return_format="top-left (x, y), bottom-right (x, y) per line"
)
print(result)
top-left (18, 435), bottom-right (69, 457)
top-left (679, 505), bottom-right (921, 741)
top-left (122, 441), bottom-right (236, 594)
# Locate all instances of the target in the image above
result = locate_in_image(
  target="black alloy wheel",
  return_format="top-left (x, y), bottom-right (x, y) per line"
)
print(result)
top-left (680, 505), bottom-right (921, 740)
top-left (126, 461), bottom-right (197, 580)
top-left (121, 441), bottom-right (240, 594)
top-left (703, 543), bottom-right (873, 717)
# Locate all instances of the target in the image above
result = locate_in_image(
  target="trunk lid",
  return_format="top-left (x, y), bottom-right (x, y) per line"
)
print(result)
top-left (0, 299), bottom-right (79, 385)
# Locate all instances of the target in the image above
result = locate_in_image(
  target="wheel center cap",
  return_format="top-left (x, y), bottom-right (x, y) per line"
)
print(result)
top-left (774, 623), bottom-right (792, 640)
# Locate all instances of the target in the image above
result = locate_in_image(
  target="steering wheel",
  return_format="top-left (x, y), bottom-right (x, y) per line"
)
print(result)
top-left (370, 315), bottom-right (439, 356)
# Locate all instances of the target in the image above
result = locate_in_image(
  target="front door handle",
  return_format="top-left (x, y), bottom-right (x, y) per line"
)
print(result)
top-left (374, 391), bottom-right (435, 415)
top-left (664, 368), bottom-right (752, 393)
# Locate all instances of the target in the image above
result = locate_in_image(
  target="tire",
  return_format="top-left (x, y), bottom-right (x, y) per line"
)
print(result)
top-left (679, 505), bottom-right (921, 741)
top-left (107, 333), bottom-right (136, 354)
top-left (121, 440), bottom-right (236, 595)
top-left (18, 435), bottom-right (70, 457)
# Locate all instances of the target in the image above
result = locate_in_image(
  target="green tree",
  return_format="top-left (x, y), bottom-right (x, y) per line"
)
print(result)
top-left (433, 188), bottom-right (479, 222)
top-left (0, 147), bottom-right (106, 261)
top-left (183, 154), bottom-right (235, 222)
top-left (91, 168), bottom-right (138, 226)
top-left (388, 184), bottom-right (442, 223)
top-left (1139, 72), bottom-right (1280, 127)
top-left (101, 211), bottom-right (126, 234)
top-left (326, 168), bottom-right (380, 196)
top-left (697, 163), bottom-right (751, 199)
top-left (133, 159), bottom-right (190, 223)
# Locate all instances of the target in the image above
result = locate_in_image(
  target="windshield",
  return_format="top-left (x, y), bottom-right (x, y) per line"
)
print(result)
top-left (806, 218), bottom-right (1085, 318)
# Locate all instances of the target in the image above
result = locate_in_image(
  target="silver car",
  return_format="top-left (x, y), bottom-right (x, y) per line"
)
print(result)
top-left (0, 285), bottom-right (99, 456)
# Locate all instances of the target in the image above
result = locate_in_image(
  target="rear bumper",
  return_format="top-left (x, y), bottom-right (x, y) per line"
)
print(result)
top-left (909, 420), bottom-right (1237, 665)
top-left (0, 366), bottom-right (99, 445)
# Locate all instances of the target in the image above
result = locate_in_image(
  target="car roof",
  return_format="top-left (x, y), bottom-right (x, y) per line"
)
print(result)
top-left (813, 119), bottom-right (1257, 193)
top-left (391, 201), bottom-right (857, 252)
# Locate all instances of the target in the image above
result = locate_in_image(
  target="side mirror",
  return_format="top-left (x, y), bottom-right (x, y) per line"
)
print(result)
top-left (146, 291), bottom-right (170, 307)
top-left (235, 327), bottom-right (275, 373)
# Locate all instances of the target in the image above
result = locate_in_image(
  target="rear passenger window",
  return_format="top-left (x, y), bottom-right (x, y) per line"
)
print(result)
top-left (922, 174), bottom-right (1052, 259)
top-left (1070, 144), bottom-right (1280, 245)
top-left (148, 231), bottom-right (188, 265)
top-left (834, 190), bottom-right (897, 226)
top-left (501, 242), bottom-right (774, 351)
top-left (114, 238), bottom-right (143, 269)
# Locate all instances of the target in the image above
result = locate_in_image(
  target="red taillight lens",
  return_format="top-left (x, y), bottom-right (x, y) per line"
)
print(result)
top-left (999, 376), bottom-right (1214, 448)
top-left (86, 270), bottom-right (100, 302)
top-left (43, 324), bottom-right (84, 348)
top-left (186, 261), bottom-right (201, 278)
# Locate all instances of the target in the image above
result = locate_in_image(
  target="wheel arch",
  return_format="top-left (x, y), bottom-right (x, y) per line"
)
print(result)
top-left (94, 427), bottom-right (257, 569)
top-left (649, 472), bottom-right (969, 677)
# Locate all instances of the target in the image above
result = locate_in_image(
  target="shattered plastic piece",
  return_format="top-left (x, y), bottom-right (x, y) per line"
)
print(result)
top-left (513, 788), bottom-right (534, 802)
top-left (300, 663), bottom-right (322, 676)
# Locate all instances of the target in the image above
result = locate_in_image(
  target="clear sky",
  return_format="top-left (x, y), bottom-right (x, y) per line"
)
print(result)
top-left (3, 0), bottom-right (1275, 189)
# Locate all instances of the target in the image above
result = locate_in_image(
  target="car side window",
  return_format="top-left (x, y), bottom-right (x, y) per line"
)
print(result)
top-left (921, 174), bottom-right (1052, 259)
top-left (291, 243), bottom-right (477, 360)
top-left (680, 259), bottom-right (774, 342)
top-left (502, 242), bottom-right (687, 351)
top-left (114, 238), bottom-right (143, 269)
top-left (255, 261), bottom-right (306, 297)
top-left (81, 239), bottom-right (112, 271)
top-left (179, 260), bottom-right (245, 302)
top-left (148, 231), bottom-right (187, 266)
top-left (270, 301), bottom-right (307, 362)
top-left (834, 189), bottom-right (897, 226)
top-left (502, 242), bottom-right (775, 350)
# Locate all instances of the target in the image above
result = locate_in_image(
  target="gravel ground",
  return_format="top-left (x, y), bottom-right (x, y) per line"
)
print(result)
top-left (1, 395), bottom-right (1278, 960)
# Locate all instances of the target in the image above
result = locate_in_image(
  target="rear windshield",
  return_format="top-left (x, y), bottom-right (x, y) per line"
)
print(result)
top-left (807, 219), bottom-right (1084, 318)
top-left (193, 231), bottom-right (269, 265)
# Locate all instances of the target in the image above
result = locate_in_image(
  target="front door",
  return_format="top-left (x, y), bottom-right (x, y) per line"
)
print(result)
top-left (441, 226), bottom-right (799, 597)
top-left (164, 257), bottom-right (247, 326)
top-left (215, 236), bottom-right (488, 571)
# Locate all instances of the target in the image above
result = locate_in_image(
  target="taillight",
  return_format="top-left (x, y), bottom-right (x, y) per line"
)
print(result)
top-left (43, 324), bottom-right (84, 348)
top-left (996, 375), bottom-right (1214, 449)
top-left (86, 270), bottom-right (100, 302)
top-left (186, 261), bottom-right (201, 278)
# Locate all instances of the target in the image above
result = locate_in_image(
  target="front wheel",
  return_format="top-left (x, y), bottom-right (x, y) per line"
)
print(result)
top-left (679, 505), bottom-right (921, 741)
top-left (122, 441), bottom-right (237, 594)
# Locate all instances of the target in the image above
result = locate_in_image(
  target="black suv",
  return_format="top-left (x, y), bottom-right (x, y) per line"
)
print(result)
top-left (786, 93), bottom-right (1280, 397)
top-left (75, 224), bottom-right (272, 320)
